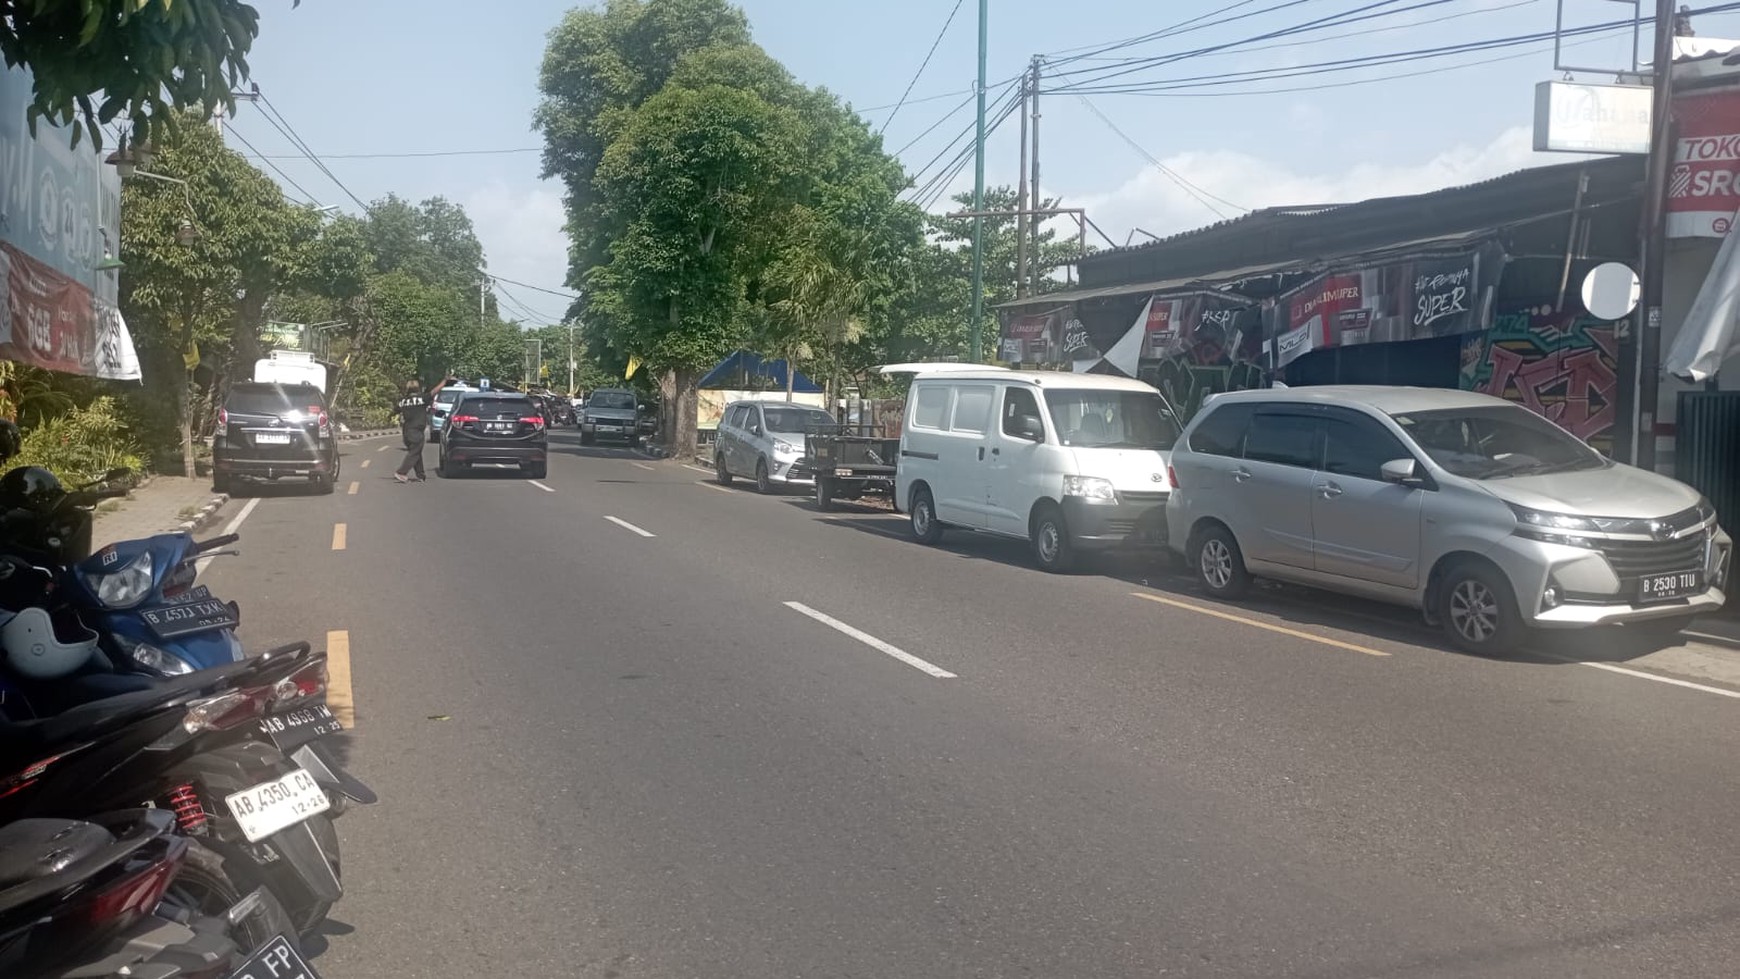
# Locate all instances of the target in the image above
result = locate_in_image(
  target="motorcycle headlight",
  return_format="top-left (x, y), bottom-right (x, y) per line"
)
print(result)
top-left (83, 552), bottom-right (154, 608)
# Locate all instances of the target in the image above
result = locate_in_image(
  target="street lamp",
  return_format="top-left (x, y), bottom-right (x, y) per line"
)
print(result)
top-left (104, 145), bottom-right (202, 248)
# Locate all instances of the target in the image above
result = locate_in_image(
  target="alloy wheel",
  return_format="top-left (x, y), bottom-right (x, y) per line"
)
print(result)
top-left (1449, 579), bottom-right (1498, 644)
top-left (1200, 539), bottom-right (1233, 590)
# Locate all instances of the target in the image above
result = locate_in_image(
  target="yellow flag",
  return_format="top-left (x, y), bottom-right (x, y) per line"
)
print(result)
top-left (625, 356), bottom-right (640, 380)
top-left (182, 340), bottom-right (200, 371)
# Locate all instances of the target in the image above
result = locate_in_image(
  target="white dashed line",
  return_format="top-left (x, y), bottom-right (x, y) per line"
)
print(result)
top-left (1539, 654), bottom-right (1740, 701)
top-left (529, 480), bottom-right (555, 493)
top-left (604, 515), bottom-right (656, 538)
top-left (783, 602), bottom-right (957, 679)
top-left (632, 462), bottom-right (656, 471)
top-left (682, 464), bottom-right (714, 475)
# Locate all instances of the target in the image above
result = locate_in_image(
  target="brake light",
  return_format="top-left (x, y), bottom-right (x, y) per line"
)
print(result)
top-left (217, 408), bottom-right (228, 428)
top-left (313, 407), bottom-right (332, 436)
top-left (1166, 465), bottom-right (1179, 489)
top-left (450, 414), bottom-right (479, 426)
top-left (520, 416), bottom-right (546, 428)
top-left (79, 840), bottom-right (187, 927)
top-left (271, 658), bottom-right (329, 706)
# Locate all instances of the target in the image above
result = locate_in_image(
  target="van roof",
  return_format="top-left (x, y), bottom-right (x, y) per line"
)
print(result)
top-left (1205, 384), bottom-right (1509, 414)
top-left (909, 370), bottom-right (1159, 393)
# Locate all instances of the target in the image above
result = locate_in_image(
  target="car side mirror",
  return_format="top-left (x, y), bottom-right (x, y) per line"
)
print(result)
top-left (1381, 458), bottom-right (1425, 487)
top-left (1016, 415), bottom-right (1044, 441)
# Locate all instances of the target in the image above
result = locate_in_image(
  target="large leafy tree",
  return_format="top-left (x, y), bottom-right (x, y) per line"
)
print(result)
top-left (1, 0), bottom-right (294, 150)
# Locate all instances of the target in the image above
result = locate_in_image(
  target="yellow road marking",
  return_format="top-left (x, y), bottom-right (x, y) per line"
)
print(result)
top-left (347, 481), bottom-right (359, 495)
top-left (695, 480), bottom-right (728, 493)
top-left (360, 459), bottom-right (371, 469)
top-left (1131, 591), bottom-right (1390, 657)
top-left (331, 523), bottom-right (347, 550)
top-left (326, 630), bottom-right (355, 727)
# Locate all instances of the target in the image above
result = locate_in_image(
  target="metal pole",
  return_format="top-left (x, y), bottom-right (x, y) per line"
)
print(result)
top-left (1636, 0), bottom-right (1676, 471)
top-left (1030, 56), bottom-right (1043, 297)
top-left (568, 322), bottom-right (576, 395)
top-left (1016, 69), bottom-right (1030, 302)
top-left (968, 0), bottom-right (989, 363)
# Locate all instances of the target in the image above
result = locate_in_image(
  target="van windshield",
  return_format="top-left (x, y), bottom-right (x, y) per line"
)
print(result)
top-left (1391, 404), bottom-right (1608, 479)
top-left (1046, 389), bottom-right (1180, 450)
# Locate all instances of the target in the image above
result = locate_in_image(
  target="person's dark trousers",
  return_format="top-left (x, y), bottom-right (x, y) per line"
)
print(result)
top-left (397, 428), bottom-right (427, 479)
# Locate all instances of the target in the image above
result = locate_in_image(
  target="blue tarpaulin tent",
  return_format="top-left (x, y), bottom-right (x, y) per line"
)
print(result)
top-left (698, 350), bottom-right (822, 393)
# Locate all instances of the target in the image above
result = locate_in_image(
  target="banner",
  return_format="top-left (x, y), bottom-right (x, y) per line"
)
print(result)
top-left (0, 65), bottom-right (138, 379)
top-left (1667, 88), bottom-right (1740, 238)
top-left (1262, 242), bottom-right (1505, 368)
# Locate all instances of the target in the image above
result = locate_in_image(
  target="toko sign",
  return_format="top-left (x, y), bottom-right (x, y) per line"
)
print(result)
top-left (1532, 81), bottom-right (1652, 155)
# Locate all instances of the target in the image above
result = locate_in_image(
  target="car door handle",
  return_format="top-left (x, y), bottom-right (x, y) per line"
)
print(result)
top-left (978, 447), bottom-right (985, 461)
top-left (1319, 482), bottom-right (1343, 499)
top-left (1231, 467), bottom-right (1252, 482)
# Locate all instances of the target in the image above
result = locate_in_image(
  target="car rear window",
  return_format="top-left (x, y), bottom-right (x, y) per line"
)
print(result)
top-left (435, 390), bottom-right (466, 406)
top-left (458, 397), bottom-right (533, 419)
top-left (226, 385), bottom-right (322, 414)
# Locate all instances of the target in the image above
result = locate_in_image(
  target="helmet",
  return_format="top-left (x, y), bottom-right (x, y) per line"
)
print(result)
top-left (0, 421), bottom-right (20, 464)
top-left (0, 467), bottom-right (64, 515)
top-left (2, 607), bottom-right (98, 679)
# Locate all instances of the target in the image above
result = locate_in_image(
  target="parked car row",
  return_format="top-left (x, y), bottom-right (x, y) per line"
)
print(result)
top-left (713, 368), bottom-right (1734, 657)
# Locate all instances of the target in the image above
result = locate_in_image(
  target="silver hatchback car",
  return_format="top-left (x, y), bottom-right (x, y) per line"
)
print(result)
top-left (1166, 386), bottom-right (1733, 655)
top-left (713, 400), bottom-right (835, 493)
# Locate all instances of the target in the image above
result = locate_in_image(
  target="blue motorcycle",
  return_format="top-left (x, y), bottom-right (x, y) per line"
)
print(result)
top-left (71, 530), bottom-right (247, 676)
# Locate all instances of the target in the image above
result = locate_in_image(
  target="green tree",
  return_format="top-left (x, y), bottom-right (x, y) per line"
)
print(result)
top-left (117, 113), bottom-right (319, 475)
top-left (2, 0), bottom-right (294, 150)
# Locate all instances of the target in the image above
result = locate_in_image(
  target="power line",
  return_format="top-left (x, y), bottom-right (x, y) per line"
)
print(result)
top-left (243, 147), bottom-right (543, 160)
top-left (1075, 95), bottom-right (1242, 219)
top-left (492, 281), bottom-right (554, 325)
top-left (223, 124), bottom-right (323, 206)
top-left (249, 89), bottom-right (371, 210)
top-left (894, 92), bottom-right (977, 157)
top-left (486, 272), bottom-right (580, 300)
top-left (1043, 0), bottom-right (1317, 65)
top-left (881, 0), bottom-right (967, 134)
top-left (903, 80), bottom-right (1022, 207)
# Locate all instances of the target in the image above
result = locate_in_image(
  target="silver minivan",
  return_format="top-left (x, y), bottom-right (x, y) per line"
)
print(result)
top-left (713, 400), bottom-right (836, 493)
top-left (1166, 385), bottom-right (1733, 654)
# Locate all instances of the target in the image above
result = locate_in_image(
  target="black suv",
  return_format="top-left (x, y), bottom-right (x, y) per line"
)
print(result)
top-left (211, 382), bottom-right (340, 494)
top-left (438, 392), bottom-right (549, 479)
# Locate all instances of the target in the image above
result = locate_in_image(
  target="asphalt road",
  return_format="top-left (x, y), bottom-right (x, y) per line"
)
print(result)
top-left (199, 429), bottom-right (1740, 978)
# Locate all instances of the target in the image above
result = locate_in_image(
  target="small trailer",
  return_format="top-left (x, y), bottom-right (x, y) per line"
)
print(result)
top-left (805, 424), bottom-right (900, 510)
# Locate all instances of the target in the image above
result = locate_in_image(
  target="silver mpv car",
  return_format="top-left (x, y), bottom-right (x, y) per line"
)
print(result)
top-left (1166, 386), bottom-right (1733, 655)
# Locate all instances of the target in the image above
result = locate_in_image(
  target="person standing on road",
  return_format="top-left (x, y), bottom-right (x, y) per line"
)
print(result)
top-left (391, 376), bottom-right (452, 483)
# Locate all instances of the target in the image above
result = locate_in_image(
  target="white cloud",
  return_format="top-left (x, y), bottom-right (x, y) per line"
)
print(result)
top-left (1069, 125), bottom-right (1595, 247)
top-left (462, 180), bottom-right (573, 324)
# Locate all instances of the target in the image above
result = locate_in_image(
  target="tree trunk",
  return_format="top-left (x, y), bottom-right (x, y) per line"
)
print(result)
top-left (673, 367), bottom-right (700, 462)
top-left (657, 367), bottom-right (678, 449)
top-left (178, 314), bottom-right (197, 478)
top-left (785, 352), bottom-right (795, 403)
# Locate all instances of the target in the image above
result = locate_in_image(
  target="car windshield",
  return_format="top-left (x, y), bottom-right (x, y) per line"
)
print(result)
top-left (1391, 404), bottom-right (1608, 479)
top-left (590, 391), bottom-right (636, 410)
top-left (226, 385), bottom-right (321, 415)
top-left (435, 390), bottom-right (465, 407)
top-left (1045, 389), bottom-right (1180, 450)
top-left (763, 407), bottom-right (835, 434)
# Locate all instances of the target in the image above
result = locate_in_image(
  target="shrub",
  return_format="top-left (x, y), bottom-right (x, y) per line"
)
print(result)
top-left (11, 397), bottom-right (147, 485)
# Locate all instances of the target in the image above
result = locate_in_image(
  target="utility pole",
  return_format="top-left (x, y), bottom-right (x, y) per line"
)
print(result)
top-left (1016, 67), bottom-right (1031, 302)
top-left (968, 0), bottom-right (989, 363)
top-left (1637, 0), bottom-right (1676, 471)
top-left (1030, 56), bottom-right (1043, 297)
top-left (480, 277), bottom-right (488, 331)
top-left (567, 322), bottom-right (576, 396)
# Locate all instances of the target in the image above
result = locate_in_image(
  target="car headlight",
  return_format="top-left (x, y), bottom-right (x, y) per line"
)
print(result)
top-left (773, 439), bottom-right (800, 456)
top-left (1508, 504), bottom-right (1598, 548)
top-left (1063, 475), bottom-right (1118, 504)
top-left (82, 552), bottom-right (154, 608)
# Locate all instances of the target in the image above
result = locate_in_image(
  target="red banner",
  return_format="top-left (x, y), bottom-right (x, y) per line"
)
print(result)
top-left (1668, 88), bottom-right (1740, 238)
top-left (1, 243), bottom-right (140, 380)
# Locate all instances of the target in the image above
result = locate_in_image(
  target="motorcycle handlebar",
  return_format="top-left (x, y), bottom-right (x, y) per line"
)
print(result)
top-left (190, 533), bottom-right (240, 554)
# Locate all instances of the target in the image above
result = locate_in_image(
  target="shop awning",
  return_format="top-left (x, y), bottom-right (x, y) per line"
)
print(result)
top-left (1665, 217), bottom-right (1740, 383)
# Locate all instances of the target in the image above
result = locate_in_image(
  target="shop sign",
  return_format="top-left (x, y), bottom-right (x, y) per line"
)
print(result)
top-left (1667, 87), bottom-right (1740, 238)
top-left (1532, 81), bottom-right (1651, 155)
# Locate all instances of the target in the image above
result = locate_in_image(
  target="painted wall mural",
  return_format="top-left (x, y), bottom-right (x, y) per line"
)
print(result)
top-left (1458, 308), bottom-right (1620, 454)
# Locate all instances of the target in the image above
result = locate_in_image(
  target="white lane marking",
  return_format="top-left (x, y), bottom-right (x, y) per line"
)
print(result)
top-left (529, 480), bottom-right (555, 493)
top-left (784, 601), bottom-right (957, 679)
top-left (195, 496), bottom-right (261, 574)
top-left (696, 480), bottom-right (729, 493)
top-left (604, 515), bottom-right (656, 537)
top-left (632, 462), bottom-right (656, 471)
top-left (1685, 629), bottom-right (1740, 646)
top-left (377, 444), bottom-right (393, 453)
top-left (1539, 654), bottom-right (1740, 701)
top-left (682, 464), bottom-right (714, 475)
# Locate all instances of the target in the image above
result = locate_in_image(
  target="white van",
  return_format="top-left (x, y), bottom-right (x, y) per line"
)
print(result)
top-left (896, 370), bottom-right (1182, 572)
top-left (253, 350), bottom-right (326, 392)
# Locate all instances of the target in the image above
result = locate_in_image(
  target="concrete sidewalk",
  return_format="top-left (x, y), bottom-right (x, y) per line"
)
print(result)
top-left (90, 476), bottom-right (231, 548)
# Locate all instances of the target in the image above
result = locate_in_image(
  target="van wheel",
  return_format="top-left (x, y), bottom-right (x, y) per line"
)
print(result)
top-left (755, 458), bottom-right (773, 494)
top-left (1031, 503), bottom-right (1077, 574)
top-left (1441, 562), bottom-right (1523, 656)
top-left (815, 476), bottom-right (834, 511)
top-left (1193, 524), bottom-right (1250, 599)
top-left (910, 486), bottom-right (944, 544)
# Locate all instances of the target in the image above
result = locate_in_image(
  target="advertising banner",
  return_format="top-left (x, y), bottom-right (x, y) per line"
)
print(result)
top-left (997, 290), bottom-right (1258, 376)
top-left (0, 64), bottom-right (139, 379)
top-left (1262, 242), bottom-right (1504, 368)
top-left (1667, 88), bottom-right (1740, 238)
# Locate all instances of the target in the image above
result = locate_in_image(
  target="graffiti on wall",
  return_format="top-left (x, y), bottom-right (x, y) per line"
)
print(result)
top-left (1458, 309), bottom-right (1619, 453)
top-left (1140, 319), bottom-right (1268, 424)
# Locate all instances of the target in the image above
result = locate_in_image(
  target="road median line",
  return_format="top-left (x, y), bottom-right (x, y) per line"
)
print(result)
top-left (331, 523), bottom-right (347, 550)
top-left (604, 515), bottom-right (656, 537)
top-left (785, 601), bottom-right (957, 678)
top-left (326, 630), bottom-right (355, 728)
top-left (1131, 591), bottom-right (1390, 657)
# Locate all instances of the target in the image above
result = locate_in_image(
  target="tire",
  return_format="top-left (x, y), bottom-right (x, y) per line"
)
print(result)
top-left (167, 841), bottom-right (300, 954)
top-left (312, 473), bottom-right (335, 495)
top-left (910, 486), bottom-right (944, 544)
top-left (1030, 503), bottom-right (1078, 574)
top-left (715, 453), bottom-right (734, 486)
top-left (438, 453), bottom-right (457, 479)
top-left (1440, 561), bottom-right (1524, 655)
top-left (1192, 524), bottom-right (1251, 599)
top-left (754, 458), bottom-right (773, 495)
top-left (525, 463), bottom-right (548, 480)
top-left (815, 476), bottom-right (834, 510)
top-left (580, 431), bottom-right (595, 446)
top-left (212, 473), bottom-right (232, 496)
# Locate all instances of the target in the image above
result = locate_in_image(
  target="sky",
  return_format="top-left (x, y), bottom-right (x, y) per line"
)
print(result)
top-left (229, 0), bottom-right (1740, 328)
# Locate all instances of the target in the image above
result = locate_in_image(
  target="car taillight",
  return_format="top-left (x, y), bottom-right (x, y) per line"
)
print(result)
top-left (217, 408), bottom-right (228, 428)
top-left (520, 416), bottom-right (546, 428)
top-left (1166, 465), bottom-right (1179, 489)
top-left (451, 414), bottom-right (479, 426)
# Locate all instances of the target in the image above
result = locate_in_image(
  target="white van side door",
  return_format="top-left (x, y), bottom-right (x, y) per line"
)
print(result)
top-left (944, 384), bottom-right (998, 528)
top-left (986, 385), bottom-right (1046, 537)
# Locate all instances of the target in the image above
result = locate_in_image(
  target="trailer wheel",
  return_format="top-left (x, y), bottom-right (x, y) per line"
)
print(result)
top-left (815, 476), bottom-right (834, 510)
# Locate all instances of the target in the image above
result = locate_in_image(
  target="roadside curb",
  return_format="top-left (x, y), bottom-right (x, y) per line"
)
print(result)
top-left (339, 429), bottom-right (397, 441)
top-left (177, 493), bottom-right (231, 533)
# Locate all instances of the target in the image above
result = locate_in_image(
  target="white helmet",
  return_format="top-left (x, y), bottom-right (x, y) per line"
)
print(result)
top-left (2, 607), bottom-right (98, 680)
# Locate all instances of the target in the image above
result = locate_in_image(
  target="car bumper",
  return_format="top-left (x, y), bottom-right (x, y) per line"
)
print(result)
top-left (768, 458), bottom-right (814, 484)
top-left (1062, 496), bottom-right (1169, 548)
top-left (212, 449), bottom-right (334, 479)
top-left (1488, 526), bottom-right (1735, 628)
top-left (582, 422), bottom-right (637, 440)
top-left (443, 443), bottom-right (548, 466)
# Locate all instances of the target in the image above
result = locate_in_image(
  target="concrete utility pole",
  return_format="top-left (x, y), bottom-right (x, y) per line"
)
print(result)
top-left (1029, 56), bottom-right (1043, 297)
top-left (480, 278), bottom-right (488, 332)
top-left (968, 0), bottom-right (990, 363)
top-left (1016, 68), bottom-right (1031, 301)
top-left (567, 322), bottom-right (576, 396)
top-left (1637, 0), bottom-right (1676, 471)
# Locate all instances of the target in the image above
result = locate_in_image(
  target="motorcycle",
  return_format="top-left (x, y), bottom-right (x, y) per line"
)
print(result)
top-left (73, 530), bottom-right (248, 675)
top-left (0, 637), bottom-right (352, 939)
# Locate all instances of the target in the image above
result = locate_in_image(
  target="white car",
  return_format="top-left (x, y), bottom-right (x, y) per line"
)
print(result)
top-left (713, 400), bottom-right (836, 493)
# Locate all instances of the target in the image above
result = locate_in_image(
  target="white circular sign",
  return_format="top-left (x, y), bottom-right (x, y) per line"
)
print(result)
top-left (1580, 262), bottom-right (1640, 321)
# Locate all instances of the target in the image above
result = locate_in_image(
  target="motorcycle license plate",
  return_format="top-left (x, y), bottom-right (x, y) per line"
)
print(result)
top-left (227, 933), bottom-right (323, 979)
top-left (257, 702), bottom-right (343, 751)
top-left (224, 768), bottom-right (330, 843)
top-left (139, 598), bottom-right (239, 640)
top-left (253, 432), bottom-right (292, 445)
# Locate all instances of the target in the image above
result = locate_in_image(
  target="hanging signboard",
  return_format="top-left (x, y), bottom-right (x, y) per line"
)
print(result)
top-left (1262, 242), bottom-right (1505, 368)
top-left (1667, 87), bottom-right (1740, 238)
top-left (0, 64), bottom-right (140, 380)
top-left (1532, 81), bottom-right (1651, 155)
